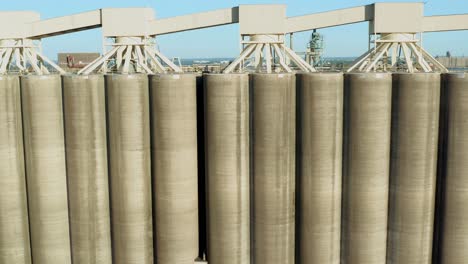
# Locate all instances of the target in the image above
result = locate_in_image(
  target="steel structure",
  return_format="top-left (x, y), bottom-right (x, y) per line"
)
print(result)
top-left (347, 3), bottom-right (448, 73)
top-left (0, 12), bottom-right (65, 74)
top-left (222, 5), bottom-right (316, 73)
top-left (78, 9), bottom-right (183, 74)
top-left (0, 3), bottom-right (467, 74)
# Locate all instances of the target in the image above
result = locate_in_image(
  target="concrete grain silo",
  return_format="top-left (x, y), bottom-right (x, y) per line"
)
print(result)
top-left (341, 73), bottom-right (392, 264)
top-left (21, 75), bottom-right (72, 264)
top-left (105, 74), bottom-right (153, 264)
top-left (251, 73), bottom-right (296, 264)
top-left (387, 73), bottom-right (440, 264)
top-left (204, 73), bottom-right (250, 264)
top-left (439, 73), bottom-right (468, 263)
top-left (62, 75), bottom-right (112, 264)
top-left (297, 73), bottom-right (343, 264)
top-left (149, 74), bottom-right (199, 264)
top-left (0, 75), bottom-right (31, 264)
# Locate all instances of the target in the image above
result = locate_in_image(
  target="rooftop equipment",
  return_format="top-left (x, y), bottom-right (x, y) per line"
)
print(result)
top-left (77, 8), bottom-right (183, 74)
top-left (305, 30), bottom-right (324, 67)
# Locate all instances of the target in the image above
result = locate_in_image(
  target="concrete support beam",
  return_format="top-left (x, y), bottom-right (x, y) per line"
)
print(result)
top-left (0, 11), bottom-right (40, 39)
top-left (286, 5), bottom-right (373, 33)
top-left (423, 14), bottom-right (468, 32)
top-left (28, 10), bottom-right (101, 39)
top-left (150, 7), bottom-right (238, 35)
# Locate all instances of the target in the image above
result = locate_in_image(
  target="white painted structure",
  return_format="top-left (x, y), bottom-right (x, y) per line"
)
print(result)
top-left (348, 3), bottom-right (449, 73)
top-left (223, 5), bottom-right (315, 73)
top-left (78, 8), bottom-right (183, 74)
top-left (0, 3), bottom-right (466, 74)
top-left (0, 12), bottom-right (65, 74)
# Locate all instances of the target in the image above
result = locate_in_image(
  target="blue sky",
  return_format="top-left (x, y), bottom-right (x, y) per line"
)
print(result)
top-left (3, 0), bottom-right (467, 59)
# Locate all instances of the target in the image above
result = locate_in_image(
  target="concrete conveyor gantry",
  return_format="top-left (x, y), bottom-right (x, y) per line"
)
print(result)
top-left (0, 12), bottom-right (66, 74)
top-left (149, 5), bottom-right (316, 73)
top-left (346, 3), bottom-right (450, 73)
top-left (222, 5), bottom-right (316, 73)
top-left (77, 8), bottom-right (183, 75)
top-left (21, 6), bottom-right (243, 75)
top-left (1, 3), bottom-right (467, 74)
top-left (286, 2), bottom-right (468, 73)
top-left (0, 8), bottom-right (184, 75)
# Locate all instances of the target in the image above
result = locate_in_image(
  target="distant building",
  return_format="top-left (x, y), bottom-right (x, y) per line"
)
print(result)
top-left (57, 53), bottom-right (100, 72)
top-left (436, 56), bottom-right (468, 69)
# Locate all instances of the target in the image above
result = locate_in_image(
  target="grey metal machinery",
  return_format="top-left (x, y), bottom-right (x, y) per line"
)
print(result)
top-left (149, 74), bottom-right (199, 264)
top-left (62, 75), bottom-right (112, 264)
top-left (0, 75), bottom-right (31, 264)
top-left (204, 73), bottom-right (250, 264)
top-left (305, 30), bottom-right (324, 67)
top-left (341, 73), bottom-right (392, 264)
top-left (387, 73), bottom-right (440, 264)
top-left (438, 73), bottom-right (468, 263)
top-left (251, 73), bottom-right (295, 264)
top-left (297, 73), bottom-right (343, 264)
top-left (105, 74), bottom-right (153, 264)
top-left (21, 75), bottom-right (71, 264)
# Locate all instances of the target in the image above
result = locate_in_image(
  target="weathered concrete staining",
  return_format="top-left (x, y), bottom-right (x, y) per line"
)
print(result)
top-left (297, 73), bottom-right (343, 264)
top-left (204, 74), bottom-right (250, 264)
top-left (387, 73), bottom-right (440, 264)
top-left (251, 73), bottom-right (296, 264)
top-left (63, 75), bottom-right (112, 264)
top-left (439, 73), bottom-right (468, 263)
top-left (150, 74), bottom-right (199, 264)
top-left (21, 75), bottom-right (71, 264)
top-left (341, 73), bottom-right (392, 264)
top-left (0, 76), bottom-right (31, 264)
top-left (105, 74), bottom-right (153, 264)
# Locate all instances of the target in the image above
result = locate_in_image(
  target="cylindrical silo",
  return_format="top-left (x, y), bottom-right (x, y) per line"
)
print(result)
top-left (149, 74), bottom-right (199, 264)
top-left (341, 73), bottom-right (392, 264)
top-left (251, 73), bottom-right (295, 264)
top-left (0, 75), bottom-right (31, 264)
top-left (204, 73), bottom-right (250, 264)
top-left (297, 73), bottom-right (343, 264)
top-left (21, 75), bottom-right (71, 264)
top-left (387, 73), bottom-right (440, 264)
top-left (106, 74), bottom-right (153, 264)
top-left (439, 73), bottom-right (468, 263)
top-left (62, 75), bottom-right (112, 264)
